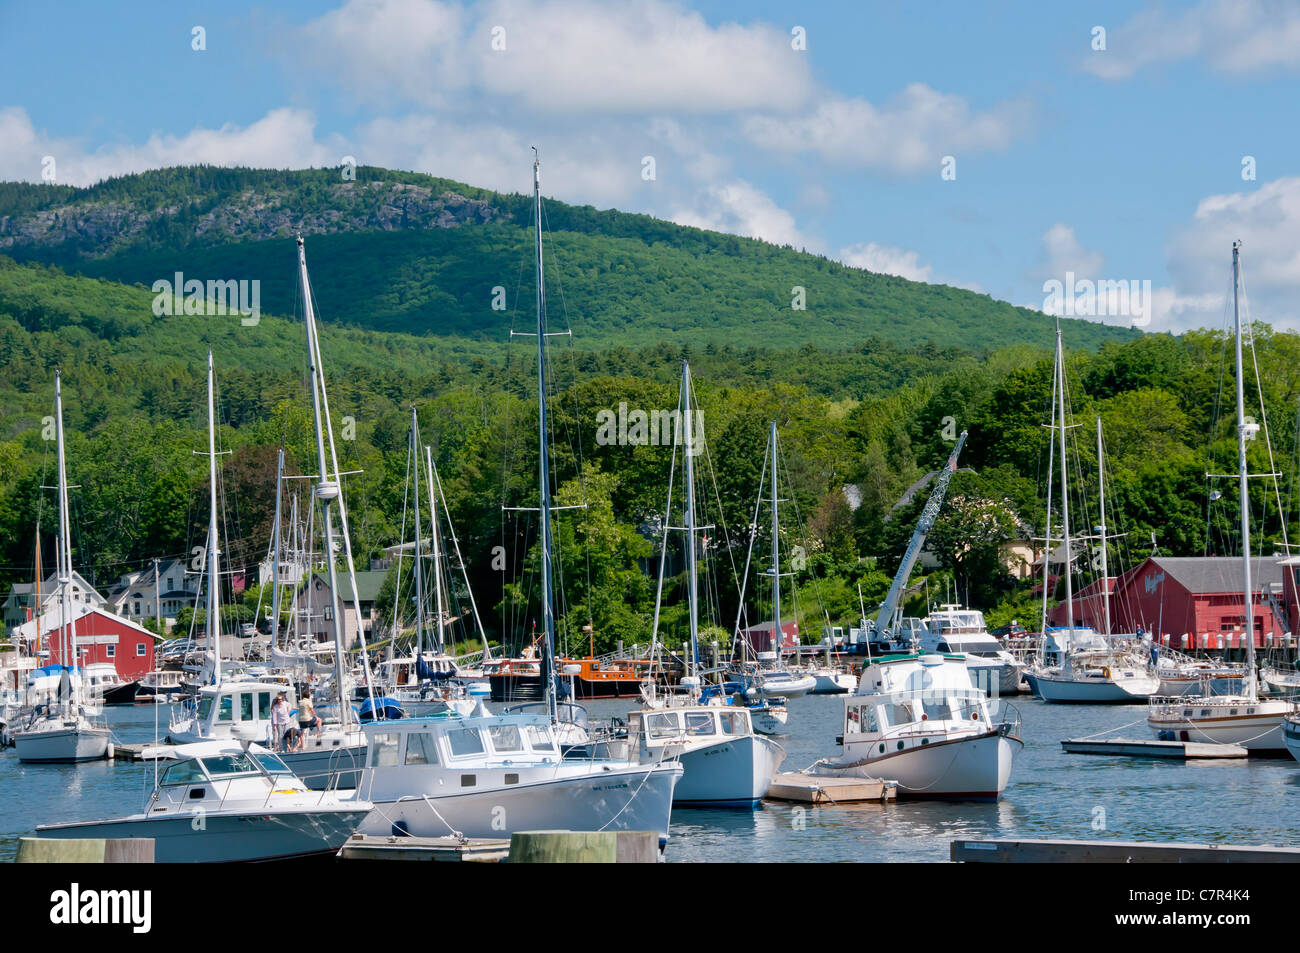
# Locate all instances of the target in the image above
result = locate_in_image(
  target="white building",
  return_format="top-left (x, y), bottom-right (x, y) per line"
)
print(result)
top-left (3, 571), bottom-right (105, 636)
top-left (105, 557), bottom-right (199, 627)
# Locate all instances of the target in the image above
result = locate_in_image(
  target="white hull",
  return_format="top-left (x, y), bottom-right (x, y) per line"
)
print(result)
top-left (1282, 718), bottom-right (1300, 762)
top-left (358, 762), bottom-right (682, 840)
top-left (808, 671), bottom-right (857, 694)
top-left (758, 674), bottom-right (815, 698)
top-left (671, 734), bottom-right (785, 806)
top-left (1149, 701), bottom-right (1293, 751)
top-left (38, 807), bottom-right (369, 862)
top-left (966, 660), bottom-right (1023, 697)
top-left (14, 723), bottom-right (110, 763)
top-left (750, 706), bottom-right (787, 734)
top-left (1031, 671), bottom-right (1158, 703)
top-left (278, 738), bottom-right (369, 790)
top-left (813, 730), bottom-right (1019, 800)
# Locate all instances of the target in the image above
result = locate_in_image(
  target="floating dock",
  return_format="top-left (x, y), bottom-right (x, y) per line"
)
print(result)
top-left (1061, 737), bottom-right (1248, 759)
top-left (337, 833), bottom-right (510, 862)
top-left (112, 743), bottom-right (180, 762)
top-left (952, 837), bottom-right (1300, 863)
top-left (765, 772), bottom-right (897, 804)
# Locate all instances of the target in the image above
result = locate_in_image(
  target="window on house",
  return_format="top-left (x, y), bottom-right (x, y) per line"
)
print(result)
top-left (137, 643), bottom-right (146, 657)
top-left (106, 645), bottom-right (115, 658)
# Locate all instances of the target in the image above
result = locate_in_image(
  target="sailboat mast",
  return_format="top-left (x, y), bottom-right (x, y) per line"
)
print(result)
top-left (1233, 241), bottom-right (1257, 697)
top-left (769, 420), bottom-right (781, 654)
top-left (1097, 417), bottom-right (1110, 640)
top-left (410, 409), bottom-right (427, 662)
top-left (205, 352), bottom-right (222, 686)
top-left (270, 448), bottom-right (284, 647)
top-left (1056, 329), bottom-right (1074, 634)
top-left (53, 372), bottom-right (77, 705)
top-left (427, 446), bottom-right (448, 655)
top-left (681, 362), bottom-right (699, 674)
top-left (298, 238), bottom-right (351, 729)
top-left (1037, 359), bottom-right (1057, 652)
top-left (532, 150), bottom-right (559, 722)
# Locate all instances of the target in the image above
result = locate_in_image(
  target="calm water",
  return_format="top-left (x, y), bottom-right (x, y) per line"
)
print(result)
top-left (3, 694), bottom-right (1297, 862)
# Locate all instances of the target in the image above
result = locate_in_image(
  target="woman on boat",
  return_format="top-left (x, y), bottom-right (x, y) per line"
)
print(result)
top-left (295, 691), bottom-right (320, 750)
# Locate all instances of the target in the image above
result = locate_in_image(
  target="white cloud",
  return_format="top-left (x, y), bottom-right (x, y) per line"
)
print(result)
top-left (297, 0), bottom-right (815, 114)
top-left (1039, 223), bottom-right (1106, 279)
top-left (838, 242), bottom-right (933, 282)
top-left (671, 180), bottom-right (814, 249)
top-left (1084, 0), bottom-right (1300, 80)
top-left (741, 83), bottom-right (1031, 173)
top-left (0, 106), bottom-right (340, 187)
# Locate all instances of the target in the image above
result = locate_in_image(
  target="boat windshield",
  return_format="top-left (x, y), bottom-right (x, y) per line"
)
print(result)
top-left (252, 752), bottom-right (293, 775)
top-left (199, 753), bottom-right (263, 778)
top-left (160, 759), bottom-right (208, 786)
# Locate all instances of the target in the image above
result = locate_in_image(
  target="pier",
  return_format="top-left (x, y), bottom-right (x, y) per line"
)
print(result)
top-left (952, 837), bottom-right (1300, 863)
top-left (1061, 737), bottom-right (1248, 759)
top-left (765, 772), bottom-right (897, 804)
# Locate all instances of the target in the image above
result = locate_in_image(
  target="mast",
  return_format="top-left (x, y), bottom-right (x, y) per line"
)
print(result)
top-left (427, 446), bottom-right (448, 655)
top-left (410, 410), bottom-right (427, 663)
top-left (53, 372), bottom-right (77, 707)
top-left (1097, 417), bottom-right (1110, 641)
top-left (532, 149), bottom-right (559, 722)
top-left (205, 352), bottom-right (222, 686)
top-left (682, 362), bottom-right (700, 674)
top-left (298, 238), bottom-right (352, 729)
top-left (1055, 329), bottom-right (1074, 637)
top-left (270, 449), bottom-right (284, 648)
top-left (1233, 241), bottom-right (1257, 698)
top-left (769, 421), bottom-right (781, 656)
top-left (1037, 358), bottom-right (1058, 656)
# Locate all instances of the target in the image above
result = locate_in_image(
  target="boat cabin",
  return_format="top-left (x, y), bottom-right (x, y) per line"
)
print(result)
top-left (628, 706), bottom-right (754, 753)
top-left (171, 680), bottom-right (299, 744)
top-left (149, 748), bottom-right (299, 814)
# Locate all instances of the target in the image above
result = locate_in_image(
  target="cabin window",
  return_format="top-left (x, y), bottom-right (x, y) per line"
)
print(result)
top-left (922, 698), bottom-right (951, 721)
top-left (881, 702), bottom-right (916, 727)
top-left (719, 711), bottom-right (748, 735)
top-left (646, 712), bottom-right (682, 740)
top-left (200, 754), bottom-right (260, 778)
top-left (197, 696), bottom-right (214, 721)
top-left (372, 733), bottom-right (401, 767)
top-left (404, 732), bottom-right (440, 766)
top-left (685, 712), bottom-right (714, 736)
top-left (217, 695), bottom-right (233, 722)
top-left (447, 727), bottom-right (486, 758)
top-left (240, 693), bottom-right (254, 722)
top-left (160, 760), bottom-right (206, 786)
top-left (525, 725), bottom-right (555, 752)
top-left (258, 693), bottom-right (272, 720)
top-left (488, 724), bottom-right (524, 753)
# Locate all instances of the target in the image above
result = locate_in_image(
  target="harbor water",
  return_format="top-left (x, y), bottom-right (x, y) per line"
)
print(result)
top-left (3, 694), bottom-right (1297, 863)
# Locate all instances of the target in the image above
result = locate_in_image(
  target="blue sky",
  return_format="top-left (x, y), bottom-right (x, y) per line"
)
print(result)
top-left (2, 0), bottom-right (1299, 333)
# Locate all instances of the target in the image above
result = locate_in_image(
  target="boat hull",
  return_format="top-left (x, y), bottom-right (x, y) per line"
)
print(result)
top-left (358, 762), bottom-right (682, 840)
top-left (36, 808), bottom-right (370, 862)
top-left (279, 741), bottom-right (369, 790)
top-left (813, 730), bottom-right (1021, 801)
top-left (14, 724), bottom-right (110, 763)
top-left (671, 735), bottom-right (785, 807)
top-left (1149, 702), bottom-right (1293, 752)
top-left (1032, 672), bottom-right (1159, 703)
top-left (809, 672), bottom-right (857, 695)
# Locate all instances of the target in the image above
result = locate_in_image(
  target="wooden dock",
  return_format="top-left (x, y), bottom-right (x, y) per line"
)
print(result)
top-left (765, 772), bottom-right (897, 804)
top-left (112, 743), bottom-right (179, 762)
top-left (1061, 737), bottom-right (1248, 759)
top-left (953, 837), bottom-right (1300, 863)
top-left (337, 833), bottom-right (510, 862)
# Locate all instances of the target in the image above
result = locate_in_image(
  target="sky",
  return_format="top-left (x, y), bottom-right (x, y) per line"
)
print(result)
top-left (2, 0), bottom-right (1299, 335)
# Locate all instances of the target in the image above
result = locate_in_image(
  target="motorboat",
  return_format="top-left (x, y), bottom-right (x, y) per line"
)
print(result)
top-left (914, 607), bottom-right (1023, 696)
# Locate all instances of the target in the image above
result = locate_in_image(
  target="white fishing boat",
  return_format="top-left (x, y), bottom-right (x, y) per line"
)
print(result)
top-left (13, 373), bottom-right (110, 764)
top-left (353, 711), bottom-right (681, 841)
top-left (810, 651), bottom-right (1022, 800)
top-left (805, 665), bottom-right (857, 694)
top-left (1147, 243), bottom-right (1297, 752)
top-left (1260, 663), bottom-right (1300, 696)
top-left (35, 740), bottom-right (370, 862)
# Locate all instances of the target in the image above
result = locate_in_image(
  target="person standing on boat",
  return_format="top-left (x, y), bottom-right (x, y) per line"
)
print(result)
top-left (271, 691), bottom-right (292, 751)
top-left (295, 690), bottom-right (320, 750)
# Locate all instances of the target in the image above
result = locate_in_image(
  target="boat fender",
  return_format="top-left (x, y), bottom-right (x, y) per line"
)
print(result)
top-left (106, 741), bottom-right (115, 759)
top-left (1102, 667), bottom-right (1111, 680)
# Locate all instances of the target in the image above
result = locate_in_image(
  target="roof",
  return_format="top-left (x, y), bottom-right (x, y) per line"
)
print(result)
top-left (12, 604), bottom-right (162, 642)
top-left (308, 570), bottom-right (387, 604)
top-left (1142, 556), bottom-right (1284, 595)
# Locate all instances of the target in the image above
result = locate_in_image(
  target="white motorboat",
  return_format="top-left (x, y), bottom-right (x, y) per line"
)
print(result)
top-left (169, 679), bottom-right (297, 745)
top-left (1260, 664), bottom-right (1300, 696)
top-left (353, 711), bottom-right (682, 841)
top-left (734, 654), bottom-right (816, 698)
top-left (35, 740), bottom-right (370, 862)
top-left (914, 606), bottom-right (1023, 696)
top-left (810, 651), bottom-right (1022, 800)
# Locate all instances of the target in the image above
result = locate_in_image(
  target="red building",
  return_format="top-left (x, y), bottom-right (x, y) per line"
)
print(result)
top-left (1047, 555), bottom-right (1289, 649)
top-left (17, 605), bottom-right (158, 680)
top-left (739, 621), bottom-right (800, 654)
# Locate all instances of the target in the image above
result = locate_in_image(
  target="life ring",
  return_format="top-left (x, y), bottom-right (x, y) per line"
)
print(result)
top-left (1102, 667), bottom-right (1112, 680)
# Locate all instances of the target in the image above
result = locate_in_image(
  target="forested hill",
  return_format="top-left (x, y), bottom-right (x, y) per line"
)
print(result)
top-left (0, 165), bottom-right (1137, 351)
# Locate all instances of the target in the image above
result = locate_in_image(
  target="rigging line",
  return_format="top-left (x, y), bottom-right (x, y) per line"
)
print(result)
top-left (1239, 263), bottom-right (1289, 552)
top-left (731, 433), bottom-right (767, 646)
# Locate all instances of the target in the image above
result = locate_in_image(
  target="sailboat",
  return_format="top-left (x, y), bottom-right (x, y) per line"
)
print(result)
top-left (809, 432), bottom-right (1023, 799)
top-left (1148, 242), bottom-right (1295, 751)
top-left (13, 372), bottom-right (111, 763)
top-left (350, 151), bottom-right (681, 840)
top-left (612, 362), bottom-right (785, 807)
top-left (1027, 330), bottom-right (1159, 703)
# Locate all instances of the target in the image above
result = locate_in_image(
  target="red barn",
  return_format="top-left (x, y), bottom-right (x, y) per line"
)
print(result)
top-left (16, 605), bottom-right (158, 680)
top-left (1048, 556), bottom-right (1289, 649)
top-left (739, 621), bottom-right (800, 654)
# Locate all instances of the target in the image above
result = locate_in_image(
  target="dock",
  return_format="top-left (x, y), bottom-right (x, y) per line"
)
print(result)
top-left (765, 772), bottom-right (897, 804)
top-left (112, 743), bottom-right (179, 762)
top-left (337, 833), bottom-right (510, 862)
top-left (1061, 737), bottom-right (1248, 759)
top-left (952, 837), bottom-right (1300, 863)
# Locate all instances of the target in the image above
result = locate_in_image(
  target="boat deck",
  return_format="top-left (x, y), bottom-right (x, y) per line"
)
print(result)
top-left (336, 833), bottom-right (510, 862)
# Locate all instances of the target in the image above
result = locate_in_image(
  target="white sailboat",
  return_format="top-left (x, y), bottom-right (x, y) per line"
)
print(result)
top-left (1149, 242), bottom-right (1296, 751)
top-left (13, 372), bottom-right (111, 764)
top-left (352, 151), bottom-right (681, 838)
top-left (1028, 330), bottom-right (1159, 703)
